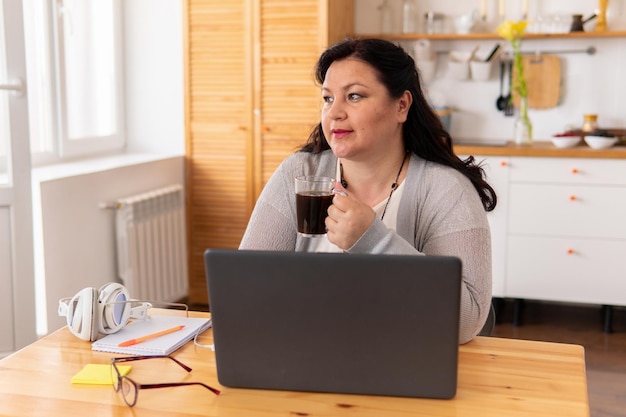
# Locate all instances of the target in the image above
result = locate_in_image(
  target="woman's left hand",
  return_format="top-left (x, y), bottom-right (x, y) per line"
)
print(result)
top-left (325, 185), bottom-right (376, 250)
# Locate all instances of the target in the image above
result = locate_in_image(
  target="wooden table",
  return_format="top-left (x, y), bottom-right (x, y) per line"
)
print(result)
top-left (0, 311), bottom-right (589, 417)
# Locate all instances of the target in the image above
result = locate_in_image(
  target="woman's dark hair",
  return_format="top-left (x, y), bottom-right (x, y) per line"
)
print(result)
top-left (301, 38), bottom-right (496, 212)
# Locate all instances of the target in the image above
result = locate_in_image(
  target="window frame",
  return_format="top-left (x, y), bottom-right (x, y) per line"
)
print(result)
top-left (27, 0), bottom-right (125, 166)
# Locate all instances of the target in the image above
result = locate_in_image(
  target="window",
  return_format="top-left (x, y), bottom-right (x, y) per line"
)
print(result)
top-left (23, 0), bottom-right (124, 165)
top-left (1, 13), bottom-right (8, 182)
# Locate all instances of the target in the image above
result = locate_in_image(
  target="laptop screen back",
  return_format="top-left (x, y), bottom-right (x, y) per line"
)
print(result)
top-left (204, 249), bottom-right (462, 399)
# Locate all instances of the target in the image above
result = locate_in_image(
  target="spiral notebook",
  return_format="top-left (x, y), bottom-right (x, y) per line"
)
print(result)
top-left (91, 315), bottom-right (212, 355)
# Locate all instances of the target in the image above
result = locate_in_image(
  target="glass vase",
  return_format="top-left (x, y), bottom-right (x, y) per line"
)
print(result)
top-left (514, 96), bottom-right (532, 146)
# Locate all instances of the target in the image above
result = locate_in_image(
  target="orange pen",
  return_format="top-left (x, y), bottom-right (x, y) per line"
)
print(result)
top-left (118, 325), bottom-right (185, 347)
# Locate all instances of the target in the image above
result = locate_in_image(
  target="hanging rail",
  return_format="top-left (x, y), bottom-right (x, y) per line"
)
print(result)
top-left (435, 46), bottom-right (596, 56)
top-left (520, 46), bottom-right (596, 55)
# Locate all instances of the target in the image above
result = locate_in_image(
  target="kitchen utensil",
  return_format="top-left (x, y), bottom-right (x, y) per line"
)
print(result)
top-left (513, 54), bottom-right (561, 109)
top-left (468, 45), bottom-right (480, 61)
top-left (570, 14), bottom-right (584, 31)
top-left (570, 14), bottom-right (596, 32)
top-left (496, 60), bottom-right (507, 111)
top-left (504, 60), bottom-right (514, 116)
top-left (484, 43), bottom-right (501, 62)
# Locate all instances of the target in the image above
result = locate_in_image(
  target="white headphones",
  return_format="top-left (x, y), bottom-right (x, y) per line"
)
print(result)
top-left (58, 282), bottom-right (151, 341)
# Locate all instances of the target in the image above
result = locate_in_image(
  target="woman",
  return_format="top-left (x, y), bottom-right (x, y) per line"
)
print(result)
top-left (239, 38), bottom-right (496, 343)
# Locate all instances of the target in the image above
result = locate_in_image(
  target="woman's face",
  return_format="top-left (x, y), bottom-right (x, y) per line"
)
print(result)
top-left (321, 57), bottom-right (411, 161)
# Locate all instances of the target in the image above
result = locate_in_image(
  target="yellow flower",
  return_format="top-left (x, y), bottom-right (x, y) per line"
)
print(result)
top-left (498, 20), bottom-right (532, 142)
top-left (497, 20), bottom-right (528, 100)
top-left (496, 20), bottom-right (528, 42)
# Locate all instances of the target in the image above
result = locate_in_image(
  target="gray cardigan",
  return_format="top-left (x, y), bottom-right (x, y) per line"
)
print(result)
top-left (240, 150), bottom-right (492, 343)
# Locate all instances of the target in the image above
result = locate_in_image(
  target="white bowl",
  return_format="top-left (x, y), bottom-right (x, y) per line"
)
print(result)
top-left (584, 135), bottom-right (618, 149)
top-left (551, 136), bottom-right (581, 149)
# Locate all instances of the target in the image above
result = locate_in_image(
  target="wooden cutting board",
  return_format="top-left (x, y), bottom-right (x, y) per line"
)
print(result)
top-left (514, 54), bottom-right (561, 109)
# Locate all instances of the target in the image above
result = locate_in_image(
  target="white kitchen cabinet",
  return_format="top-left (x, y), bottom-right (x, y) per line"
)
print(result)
top-left (507, 235), bottom-right (626, 305)
top-left (508, 183), bottom-right (626, 238)
top-left (504, 157), bottom-right (626, 306)
top-left (508, 157), bottom-right (626, 186)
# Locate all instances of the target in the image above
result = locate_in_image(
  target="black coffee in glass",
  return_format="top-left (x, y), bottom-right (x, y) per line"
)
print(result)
top-left (296, 191), bottom-right (333, 235)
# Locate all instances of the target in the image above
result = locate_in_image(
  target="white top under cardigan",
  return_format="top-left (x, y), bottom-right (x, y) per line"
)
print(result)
top-left (239, 149), bottom-right (492, 344)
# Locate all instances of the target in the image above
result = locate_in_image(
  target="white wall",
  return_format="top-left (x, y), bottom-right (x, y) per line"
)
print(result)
top-left (355, 0), bottom-right (626, 142)
top-left (33, 156), bottom-right (185, 334)
top-left (124, 0), bottom-right (185, 154)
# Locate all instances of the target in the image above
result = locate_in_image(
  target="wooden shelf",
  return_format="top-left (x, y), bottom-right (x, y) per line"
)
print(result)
top-left (453, 140), bottom-right (626, 159)
top-left (354, 30), bottom-right (626, 41)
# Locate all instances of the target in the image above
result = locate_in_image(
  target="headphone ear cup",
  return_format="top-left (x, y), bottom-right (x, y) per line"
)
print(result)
top-left (64, 287), bottom-right (99, 342)
top-left (98, 282), bottom-right (131, 334)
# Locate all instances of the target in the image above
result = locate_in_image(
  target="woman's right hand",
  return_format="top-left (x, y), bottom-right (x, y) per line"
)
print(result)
top-left (325, 184), bottom-right (376, 250)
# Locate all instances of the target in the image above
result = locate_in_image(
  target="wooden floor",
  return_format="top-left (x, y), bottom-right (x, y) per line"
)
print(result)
top-left (492, 299), bottom-right (626, 417)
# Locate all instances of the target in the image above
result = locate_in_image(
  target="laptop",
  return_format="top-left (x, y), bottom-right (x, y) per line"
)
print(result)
top-left (204, 249), bottom-right (462, 399)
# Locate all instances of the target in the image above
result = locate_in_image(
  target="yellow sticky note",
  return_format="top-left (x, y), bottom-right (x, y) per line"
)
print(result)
top-left (71, 364), bottom-right (131, 385)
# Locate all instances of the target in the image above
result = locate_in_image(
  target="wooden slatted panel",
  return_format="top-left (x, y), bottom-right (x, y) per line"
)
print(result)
top-left (186, 0), bottom-right (252, 304)
top-left (185, 0), bottom-right (354, 305)
top-left (258, 0), bottom-right (323, 188)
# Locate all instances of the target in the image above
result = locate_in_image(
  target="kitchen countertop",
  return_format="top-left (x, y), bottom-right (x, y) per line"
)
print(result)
top-left (453, 141), bottom-right (626, 159)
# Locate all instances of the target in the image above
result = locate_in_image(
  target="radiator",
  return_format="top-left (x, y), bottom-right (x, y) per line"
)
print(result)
top-left (114, 185), bottom-right (188, 302)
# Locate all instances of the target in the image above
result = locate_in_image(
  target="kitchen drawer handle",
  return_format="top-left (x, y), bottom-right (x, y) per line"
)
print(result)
top-left (500, 161), bottom-right (507, 167)
top-left (571, 168), bottom-right (579, 174)
top-left (569, 195), bottom-right (576, 201)
top-left (567, 248), bottom-right (575, 255)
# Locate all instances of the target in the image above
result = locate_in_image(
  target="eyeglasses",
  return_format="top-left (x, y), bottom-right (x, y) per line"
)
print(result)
top-left (110, 355), bottom-right (221, 407)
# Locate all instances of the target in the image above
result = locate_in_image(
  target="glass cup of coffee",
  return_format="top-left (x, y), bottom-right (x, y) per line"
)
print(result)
top-left (295, 176), bottom-right (335, 236)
